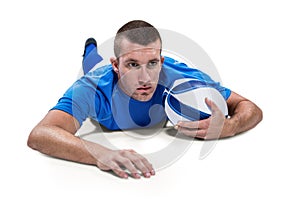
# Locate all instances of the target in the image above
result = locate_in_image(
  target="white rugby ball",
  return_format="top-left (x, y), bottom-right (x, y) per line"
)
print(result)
top-left (163, 78), bottom-right (228, 125)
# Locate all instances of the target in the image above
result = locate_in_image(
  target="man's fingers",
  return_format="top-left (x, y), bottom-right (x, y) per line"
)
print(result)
top-left (96, 149), bottom-right (155, 179)
top-left (117, 156), bottom-right (142, 179)
top-left (174, 98), bottom-right (226, 140)
top-left (132, 154), bottom-right (155, 177)
top-left (96, 160), bottom-right (130, 179)
top-left (176, 126), bottom-right (207, 138)
top-left (120, 150), bottom-right (153, 178)
top-left (205, 97), bottom-right (222, 114)
top-left (109, 162), bottom-right (129, 179)
top-left (177, 119), bottom-right (210, 129)
top-left (175, 119), bottom-right (209, 139)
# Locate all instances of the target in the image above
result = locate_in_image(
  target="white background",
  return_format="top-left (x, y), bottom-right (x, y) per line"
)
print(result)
top-left (1, 0), bottom-right (299, 199)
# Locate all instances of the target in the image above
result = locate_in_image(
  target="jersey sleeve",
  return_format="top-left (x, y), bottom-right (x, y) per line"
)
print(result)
top-left (161, 56), bottom-right (232, 100)
top-left (50, 78), bottom-right (100, 126)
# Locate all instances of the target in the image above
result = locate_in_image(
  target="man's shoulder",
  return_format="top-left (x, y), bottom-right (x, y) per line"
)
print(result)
top-left (87, 64), bottom-right (113, 76)
top-left (161, 56), bottom-right (205, 77)
top-left (73, 64), bottom-right (116, 94)
top-left (84, 64), bottom-right (115, 82)
top-left (163, 56), bottom-right (203, 72)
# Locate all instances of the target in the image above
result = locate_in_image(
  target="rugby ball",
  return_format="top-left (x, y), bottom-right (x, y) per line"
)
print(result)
top-left (163, 78), bottom-right (228, 125)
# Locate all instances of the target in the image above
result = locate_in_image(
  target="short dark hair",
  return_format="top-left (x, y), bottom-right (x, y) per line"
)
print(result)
top-left (114, 20), bottom-right (162, 57)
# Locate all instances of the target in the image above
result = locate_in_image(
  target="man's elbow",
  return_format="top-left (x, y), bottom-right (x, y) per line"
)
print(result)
top-left (27, 126), bottom-right (43, 151)
top-left (259, 108), bottom-right (263, 122)
top-left (256, 105), bottom-right (263, 124)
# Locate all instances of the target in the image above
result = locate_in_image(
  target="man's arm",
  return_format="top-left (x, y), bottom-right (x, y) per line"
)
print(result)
top-left (222, 91), bottom-right (263, 137)
top-left (27, 110), bottom-right (155, 179)
top-left (175, 91), bottom-right (263, 139)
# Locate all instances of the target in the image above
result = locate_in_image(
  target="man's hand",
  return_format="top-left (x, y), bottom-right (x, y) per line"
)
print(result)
top-left (96, 148), bottom-right (155, 179)
top-left (28, 110), bottom-right (155, 180)
top-left (175, 98), bottom-right (226, 140)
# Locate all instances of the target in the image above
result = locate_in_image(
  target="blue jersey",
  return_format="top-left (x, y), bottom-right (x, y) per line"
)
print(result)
top-left (51, 56), bottom-right (231, 130)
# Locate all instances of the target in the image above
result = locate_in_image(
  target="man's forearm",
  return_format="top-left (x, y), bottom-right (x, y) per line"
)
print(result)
top-left (223, 100), bottom-right (263, 137)
top-left (27, 125), bottom-right (107, 166)
top-left (28, 124), bottom-right (156, 179)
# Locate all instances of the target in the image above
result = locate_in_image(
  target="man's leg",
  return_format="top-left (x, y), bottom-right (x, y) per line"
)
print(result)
top-left (82, 38), bottom-right (103, 75)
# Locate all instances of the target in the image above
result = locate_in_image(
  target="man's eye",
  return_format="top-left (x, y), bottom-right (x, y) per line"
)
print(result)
top-left (128, 63), bottom-right (139, 68)
top-left (148, 61), bottom-right (158, 67)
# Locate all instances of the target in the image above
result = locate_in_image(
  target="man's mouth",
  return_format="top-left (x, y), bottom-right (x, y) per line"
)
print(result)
top-left (137, 86), bottom-right (152, 92)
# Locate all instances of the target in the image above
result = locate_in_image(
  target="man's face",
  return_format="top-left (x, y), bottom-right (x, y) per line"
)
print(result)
top-left (111, 39), bottom-right (164, 101)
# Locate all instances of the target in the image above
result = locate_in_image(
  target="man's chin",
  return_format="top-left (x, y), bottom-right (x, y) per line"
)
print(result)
top-left (132, 92), bottom-right (154, 102)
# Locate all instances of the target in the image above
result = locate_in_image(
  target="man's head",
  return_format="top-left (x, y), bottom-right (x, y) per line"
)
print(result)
top-left (110, 20), bottom-right (164, 101)
top-left (113, 20), bottom-right (162, 58)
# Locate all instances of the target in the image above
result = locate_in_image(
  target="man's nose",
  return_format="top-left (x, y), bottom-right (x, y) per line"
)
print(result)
top-left (138, 66), bottom-right (151, 85)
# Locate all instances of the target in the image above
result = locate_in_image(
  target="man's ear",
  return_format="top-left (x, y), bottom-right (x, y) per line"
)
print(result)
top-left (160, 56), bottom-right (165, 65)
top-left (110, 57), bottom-right (119, 73)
